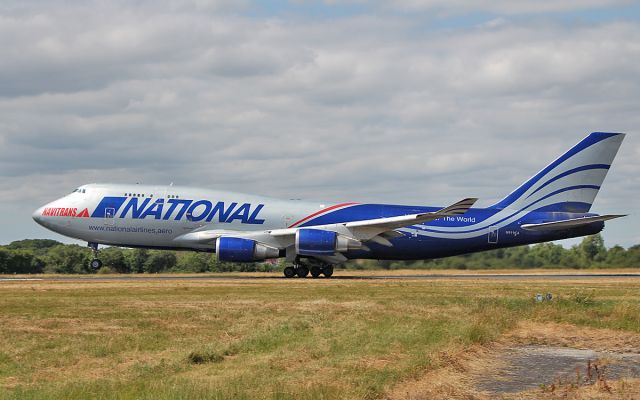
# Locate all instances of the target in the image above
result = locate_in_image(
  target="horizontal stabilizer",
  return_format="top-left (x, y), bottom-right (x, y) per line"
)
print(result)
top-left (521, 214), bottom-right (626, 231)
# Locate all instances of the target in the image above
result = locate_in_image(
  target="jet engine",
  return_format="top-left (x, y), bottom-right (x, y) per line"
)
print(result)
top-left (216, 237), bottom-right (279, 262)
top-left (295, 229), bottom-right (361, 256)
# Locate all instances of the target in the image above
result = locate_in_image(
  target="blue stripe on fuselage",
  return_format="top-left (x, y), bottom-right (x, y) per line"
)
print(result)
top-left (90, 196), bottom-right (127, 218)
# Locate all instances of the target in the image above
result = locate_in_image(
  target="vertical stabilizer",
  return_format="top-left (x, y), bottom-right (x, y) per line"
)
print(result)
top-left (491, 132), bottom-right (625, 213)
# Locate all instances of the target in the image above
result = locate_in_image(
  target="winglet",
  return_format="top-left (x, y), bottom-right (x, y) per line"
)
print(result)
top-left (435, 197), bottom-right (478, 216)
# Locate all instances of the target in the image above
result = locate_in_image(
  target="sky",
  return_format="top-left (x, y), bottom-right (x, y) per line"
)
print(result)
top-left (1, 0), bottom-right (639, 248)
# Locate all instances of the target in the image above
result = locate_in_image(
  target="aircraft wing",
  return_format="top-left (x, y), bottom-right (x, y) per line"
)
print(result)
top-left (344, 197), bottom-right (478, 231)
top-left (174, 198), bottom-right (478, 255)
top-left (521, 214), bottom-right (626, 231)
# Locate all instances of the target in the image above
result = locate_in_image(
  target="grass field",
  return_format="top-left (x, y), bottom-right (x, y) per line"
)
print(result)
top-left (0, 271), bottom-right (639, 399)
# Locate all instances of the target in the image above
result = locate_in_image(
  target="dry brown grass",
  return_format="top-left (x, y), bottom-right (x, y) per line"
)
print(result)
top-left (508, 321), bottom-right (640, 354)
top-left (1, 274), bottom-right (638, 399)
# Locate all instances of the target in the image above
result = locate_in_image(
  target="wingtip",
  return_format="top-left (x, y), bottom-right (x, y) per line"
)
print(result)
top-left (461, 197), bottom-right (479, 205)
top-left (438, 197), bottom-right (478, 215)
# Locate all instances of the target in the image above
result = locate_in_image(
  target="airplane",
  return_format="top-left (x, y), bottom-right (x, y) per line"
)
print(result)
top-left (33, 132), bottom-right (626, 278)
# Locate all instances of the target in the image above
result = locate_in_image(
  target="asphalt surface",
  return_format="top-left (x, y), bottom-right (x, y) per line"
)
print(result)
top-left (1, 273), bottom-right (639, 282)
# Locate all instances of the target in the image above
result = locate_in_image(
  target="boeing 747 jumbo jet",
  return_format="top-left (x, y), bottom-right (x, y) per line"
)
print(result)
top-left (33, 132), bottom-right (626, 278)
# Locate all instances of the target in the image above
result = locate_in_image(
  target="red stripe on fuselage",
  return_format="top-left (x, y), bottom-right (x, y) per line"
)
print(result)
top-left (288, 202), bottom-right (359, 228)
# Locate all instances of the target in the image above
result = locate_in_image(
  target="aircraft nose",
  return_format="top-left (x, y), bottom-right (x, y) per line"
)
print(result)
top-left (32, 206), bottom-right (45, 225)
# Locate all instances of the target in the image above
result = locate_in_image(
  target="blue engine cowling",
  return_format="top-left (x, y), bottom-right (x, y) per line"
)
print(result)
top-left (216, 237), bottom-right (279, 262)
top-left (296, 229), bottom-right (338, 256)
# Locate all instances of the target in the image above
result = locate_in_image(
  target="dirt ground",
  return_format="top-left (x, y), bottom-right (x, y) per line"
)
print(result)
top-left (387, 322), bottom-right (640, 400)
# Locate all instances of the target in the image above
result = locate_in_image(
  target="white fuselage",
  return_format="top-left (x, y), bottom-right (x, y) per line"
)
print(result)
top-left (33, 183), bottom-right (329, 251)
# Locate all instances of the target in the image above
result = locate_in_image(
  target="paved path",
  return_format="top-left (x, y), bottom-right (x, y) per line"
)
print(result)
top-left (1, 273), bottom-right (639, 282)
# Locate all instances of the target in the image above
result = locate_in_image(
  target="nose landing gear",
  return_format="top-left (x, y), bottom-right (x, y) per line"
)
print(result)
top-left (88, 242), bottom-right (103, 270)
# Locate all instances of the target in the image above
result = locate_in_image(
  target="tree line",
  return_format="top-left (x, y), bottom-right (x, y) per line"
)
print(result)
top-left (0, 234), bottom-right (638, 274)
top-left (0, 239), bottom-right (277, 274)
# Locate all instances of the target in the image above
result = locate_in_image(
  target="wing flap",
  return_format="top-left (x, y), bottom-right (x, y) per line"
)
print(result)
top-left (521, 214), bottom-right (626, 231)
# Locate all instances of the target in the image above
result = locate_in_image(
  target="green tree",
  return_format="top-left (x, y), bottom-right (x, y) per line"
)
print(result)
top-left (127, 248), bottom-right (149, 273)
top-left (44, 245), bottom-right (90, 273)
top-left (605, 245), bottom-right (627, 267)
top-left (100, 247), bottom-right (130, 273)
top-left (506, 246), bottom-right (534, 268)
top-left (0, 248), bottom-right (44, 274)
top-left (207, 255), bottom-right (222, 272)
top-left (0, 248), bottom-right (8, 274)
top-left (529, 242), bottom-right (564, 268)
top-left (143, 251), bottom-right (177, 273)
top-left (624, 245), bottom-right (640, 267)
top-left (578, 234), bottom-right (607, 266)
top-left (6, 239), bottom-right (61, 250)
top-left (6, 239), bottom-right (62, 256)
top-left (176, 252), bottom-right (210, 272)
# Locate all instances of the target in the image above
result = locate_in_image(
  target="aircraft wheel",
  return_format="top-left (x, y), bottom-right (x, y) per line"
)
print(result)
top-left (322, 265), bottom-right (334, 278)
top-left (283, 266), bottom-right (296, 278)
top-left (296, 266), bottom-right (309, 278)
top-left (90, 258), bottom-right (103, 270)
top-left (310, 266), bottom-right (322, 278)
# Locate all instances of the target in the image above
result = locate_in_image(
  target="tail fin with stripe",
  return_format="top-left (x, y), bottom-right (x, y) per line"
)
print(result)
top-left (491, 132), bottom-right (625, 213)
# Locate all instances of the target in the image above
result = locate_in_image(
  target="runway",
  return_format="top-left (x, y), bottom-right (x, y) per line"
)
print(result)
top-left (1, 273), bottom-right (639, 282)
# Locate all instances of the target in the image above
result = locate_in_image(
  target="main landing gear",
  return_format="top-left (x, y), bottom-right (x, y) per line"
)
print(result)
top-left (88, 242), bottom-right (103, 270)
top-left (283, 262), bottom-right (334, 279)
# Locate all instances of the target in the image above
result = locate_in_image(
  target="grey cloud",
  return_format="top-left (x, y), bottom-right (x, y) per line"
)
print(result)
top-left (373, 0), bottom-right (634, 15)
top-left (0, 1), bottom-right (638, 246)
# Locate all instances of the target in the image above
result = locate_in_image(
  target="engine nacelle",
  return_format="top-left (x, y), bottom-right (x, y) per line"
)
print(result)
top-left (216, 237), bottom-right (279, 262)
top-left (295, 229), bottom-right (361, 256)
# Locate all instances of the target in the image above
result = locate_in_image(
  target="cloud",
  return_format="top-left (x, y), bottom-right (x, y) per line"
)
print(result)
top-left (367, 0), bottom-right (634, 15)
top-left (0, 1), bottom-right (638, 246)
